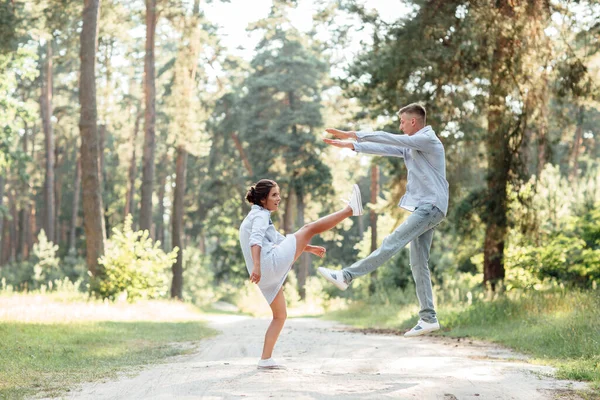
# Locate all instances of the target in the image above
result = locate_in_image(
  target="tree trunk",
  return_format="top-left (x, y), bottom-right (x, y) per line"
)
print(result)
top-left (98, 123), bottom-right (111, 235)
top-left (41, 40), bottom-right (55, 243)
top-left (0, 173), bottom-right (5, 263)
top-left (139, 0), bottom-right (157, 234)
top-left (98, 124), bottom-right (106, 186)
top-left (69, 155), bottom-right (82, 254)
top-left (17, 126), bottom-right (29, 260)
top-left (283, 185), bottom-right (296, 234)
top-left (17, 207), bottom-right (27, 261)
top-left (569, 106), bottom-right (585, 181)
top-left (79, 0), bottom-right (106, 277)
top-left (483, 1), bottom-right (513, 289)
top-left (171, 146), bottom-right (187, 300)
top-left (296, 189), bottom-right (310, 300)
top-left (156, 154), bottom-right (167, 247)
top-left (231, 132), bottom-right (253, 176)
top-left (536, 78), bottom-right (550, 178)
top-left (124, 112), bottom-right (142, 220)
top-left (369, 164), bottom-right (379, 293)
top-left (54, 138), bottom-right (63, 246)
top-left (7, 189), bottom-right (17, 263)
top-left (28, 201), bottom-right (37, 251)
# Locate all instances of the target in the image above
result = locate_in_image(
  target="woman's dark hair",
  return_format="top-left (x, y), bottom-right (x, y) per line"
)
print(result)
top-left (246, 179), bottom-right (277, 205)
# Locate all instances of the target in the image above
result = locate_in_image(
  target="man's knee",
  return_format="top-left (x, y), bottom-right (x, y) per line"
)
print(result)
top-left (410, 262), bottom-right (429, 272)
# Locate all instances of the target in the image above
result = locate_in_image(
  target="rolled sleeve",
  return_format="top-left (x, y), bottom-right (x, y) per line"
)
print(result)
top-left (249, 213), bottom-right (269, 247)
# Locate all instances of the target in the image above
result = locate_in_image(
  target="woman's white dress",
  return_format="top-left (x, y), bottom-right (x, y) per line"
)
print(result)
top-left (239, 205), bottom-right (297, 304)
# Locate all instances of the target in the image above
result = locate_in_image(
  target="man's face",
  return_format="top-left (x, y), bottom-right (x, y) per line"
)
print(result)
top-left (261, 185), bottom-right (281, 212)
top-left (399, 113), bottom-right (419, 136)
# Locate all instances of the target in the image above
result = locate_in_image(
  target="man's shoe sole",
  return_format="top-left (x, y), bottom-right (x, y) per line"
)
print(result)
top-left (257, 365), bottom-right (287, 370)
top-left (317, 268), bottom-right (348, 291)
top-left (352, 184), bottom-right (363, 216)
top-left (404, 326), bottom-right (440, 337)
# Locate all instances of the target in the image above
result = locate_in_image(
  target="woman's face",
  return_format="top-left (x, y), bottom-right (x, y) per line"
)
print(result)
top-left (261, 185), bottom-right (281, 212)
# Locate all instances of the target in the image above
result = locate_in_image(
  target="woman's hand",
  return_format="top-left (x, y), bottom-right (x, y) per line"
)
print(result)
top-left (250, 266), bottom-right (261, 284)
top-left (307, 245), bottom-right (326, 258)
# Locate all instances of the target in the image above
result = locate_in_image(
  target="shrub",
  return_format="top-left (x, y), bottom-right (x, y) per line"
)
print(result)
top-left (93, 215), bottom-right (178, 301)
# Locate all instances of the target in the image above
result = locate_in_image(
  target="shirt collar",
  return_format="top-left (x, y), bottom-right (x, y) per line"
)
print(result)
top-left (414, 125), bottom-right (433, 136)
top-left (251, 204), bottom-right (270, 214)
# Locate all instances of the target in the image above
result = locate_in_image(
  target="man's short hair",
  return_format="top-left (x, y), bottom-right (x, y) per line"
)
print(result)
top-left (397, 103), bottom-right (426, 123)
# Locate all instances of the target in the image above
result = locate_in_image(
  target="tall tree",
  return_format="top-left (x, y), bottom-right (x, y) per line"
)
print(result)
top-left (342, 0), bottom-right (555, 289)
top-left (139, 0), bottom-right (158, 233)
top-left (40, 39), bottom-right (55, 243)
top-left (69, 152), bottom-right (81, 254)
top-left (124, 111), bottom-right (142, 221)
top-left (240, 0), bottom-right (332, 298)
top-left (169, 0), bottom-right (205, 299)
top-left (79, 0), bottom-right (106, 276)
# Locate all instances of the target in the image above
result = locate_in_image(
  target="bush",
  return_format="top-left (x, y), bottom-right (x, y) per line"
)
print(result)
top-left (0, 230), bottom-right (68, 291)
top-left (32, 230), bottom-right (61, 287)
top-left (93, 215), bottom-right (178, 301)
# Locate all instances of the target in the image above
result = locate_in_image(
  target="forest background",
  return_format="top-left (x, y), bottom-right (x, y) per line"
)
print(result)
top-left (0, 0), bottom-right (599, 395)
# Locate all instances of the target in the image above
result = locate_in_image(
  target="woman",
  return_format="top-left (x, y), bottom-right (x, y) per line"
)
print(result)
top-left (239, 179), bottom-right (362, 369)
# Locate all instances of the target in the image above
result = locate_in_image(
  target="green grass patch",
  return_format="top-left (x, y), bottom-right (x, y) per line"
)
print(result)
top-left (443, 290), bottom-right (600, 389)
top-left (323, 289), bottom-right (600, 393)
top-left (0, 319), bottom-right (216, 399)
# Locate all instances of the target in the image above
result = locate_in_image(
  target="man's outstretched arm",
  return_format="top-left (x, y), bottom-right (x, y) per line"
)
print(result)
top-left (324, 128), bottom-right (405, 158)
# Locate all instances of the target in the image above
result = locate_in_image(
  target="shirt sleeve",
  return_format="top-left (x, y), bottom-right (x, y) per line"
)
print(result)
top-left (354, 142), bottom-right (405, 158)
top-left (249, 212), bottom-right (269, 247)
top-left (357, 130), bottom-right (436, 152)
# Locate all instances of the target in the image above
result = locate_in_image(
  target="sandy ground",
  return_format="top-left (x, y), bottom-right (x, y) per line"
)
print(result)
top-left (48, 314), bottom-right (591, 400)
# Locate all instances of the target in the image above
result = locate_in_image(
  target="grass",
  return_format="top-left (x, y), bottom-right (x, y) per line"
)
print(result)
top-left (442, 290), bottom-right (600, 387)
top-left (323, 288), bottom-right (600, 395)
top-left (0, 295), bottom-right (217, 399)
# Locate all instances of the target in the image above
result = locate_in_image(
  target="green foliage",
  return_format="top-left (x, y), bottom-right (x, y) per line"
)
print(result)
top-left (0, 231), bottom-right (86, 292)
top-left (240, 6), bottom-right (332, 199)
top-left (0, 0), bottom-right (19, 54)
top-left (32, 230), bottom-right (61, 286)
top-left (506, 165), bottom-right (600, 288)
top-left (182, 246), bottom-right (221, 306)
top-left (94, 215), bottom-right (178, 301)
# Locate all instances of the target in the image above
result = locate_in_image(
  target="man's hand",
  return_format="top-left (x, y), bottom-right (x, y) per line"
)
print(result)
top-left (325, 128), bottom-right (357, 140)
top-left (323, 138), bottom-right (355, 149)
top-left (250, 266), bottom-right (261, 284)
top-left (306, 245), bottom-right (326, 258)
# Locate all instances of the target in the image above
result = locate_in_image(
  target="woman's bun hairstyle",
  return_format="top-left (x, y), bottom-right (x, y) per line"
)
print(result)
top-left (245, 179), bottom-right (277, 206)
top-left (245, 186), bottom-right (257, 204)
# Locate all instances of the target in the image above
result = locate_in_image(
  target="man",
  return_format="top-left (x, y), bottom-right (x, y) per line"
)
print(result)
top-left (319, 103), bottom-right (449, 337)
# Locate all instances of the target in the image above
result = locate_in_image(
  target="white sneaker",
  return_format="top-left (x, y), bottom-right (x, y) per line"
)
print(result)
top-left (317, 267), bottom-right (349, 290)
top-left (347, 184), bottom-right (363, 216)
top-left (257, 358), bottom-right (286, 370)
top-left (404, 319), bottom-right (440, 337)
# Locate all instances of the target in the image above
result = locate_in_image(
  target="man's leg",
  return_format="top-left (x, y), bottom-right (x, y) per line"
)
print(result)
top-left (342, 204), bottom-right (444, 283)
top-left (410, 228), bottom-right (436, 323)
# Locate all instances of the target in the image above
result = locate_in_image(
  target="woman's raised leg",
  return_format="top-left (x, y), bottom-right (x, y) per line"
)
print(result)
top-left (293, 206), bottom-right (352, 261)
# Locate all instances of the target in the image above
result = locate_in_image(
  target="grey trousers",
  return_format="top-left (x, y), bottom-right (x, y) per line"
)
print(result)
top-left (342, 203), bottom-right (445, 323)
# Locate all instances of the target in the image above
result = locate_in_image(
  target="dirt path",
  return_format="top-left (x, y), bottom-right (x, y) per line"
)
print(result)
top-left (58, 314), bottom-right (587, 399)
